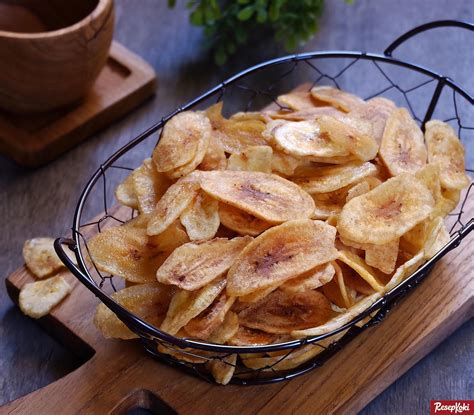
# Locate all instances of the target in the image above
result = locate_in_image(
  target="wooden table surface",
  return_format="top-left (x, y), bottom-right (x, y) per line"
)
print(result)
top-left (1, 0), bottom-right (472, 413)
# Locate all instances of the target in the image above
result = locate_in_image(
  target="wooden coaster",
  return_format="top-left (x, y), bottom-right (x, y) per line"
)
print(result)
top-left (0, 42), bottom-right (156, 167)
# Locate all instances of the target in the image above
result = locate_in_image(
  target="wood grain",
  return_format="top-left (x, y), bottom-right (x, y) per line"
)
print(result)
top-left (1, 1), bottom-right (472, 414)
top-left (0, 42), bottom-right (156, 167)
top-left (1, 195), bottom-right (472, 414)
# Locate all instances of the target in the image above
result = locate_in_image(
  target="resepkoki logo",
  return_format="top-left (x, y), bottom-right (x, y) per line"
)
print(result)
top-left (430, 400), bottom-right (473, 415)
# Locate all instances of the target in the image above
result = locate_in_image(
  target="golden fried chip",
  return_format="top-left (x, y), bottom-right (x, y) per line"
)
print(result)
top-left (280, 262), bottom-right (335, 294)
top-left (350, 97), bottom-right (396, 144)
top-left (218, 203), bottom-right (272, 236)
top-left (315, 115), bottom-right (378, 161)
top-left (199, 133), bottom-right (227, 171)
top-left (338, 174), bottom-right (435, 244)
top-left (19, 275), bottom-right (72, 319)
top-left (227, 145), bottom-right (273, 173)
top-left (147, 174), bottom-right (201, 236)
top-left (365, 239), bottom-right (399, 274)
top-left (132, 158), bottom-right (171, 214)
top-left (424, 218), bottom-right (450, 260)
top-left (311, 185), bottom-right (352, 219)
top-left (153, 111), bottom-right (211, 173)
top-left (239, 283), bottom-right (280, 303)
top-left (238, 290), bottom-right (332, 334)
top-left (292, 161), bottom-right (376, 193)
top-left (157, 339), bottom-right (212, 364)
top-left (311, 86), bottom-right (365, 112)
top-left (291, 292), bottom-right (382, 338)
top-left (277, 90), bottom-right (318, 110)
top-left (208, 311), bottom-right (239, 344)
top-left (199, 170), bottom-right (315, 223)
top-left (264, 119), bottom-right (349, 158)
top-left (89, 219), bottom-right (189, 283)
top-left (115, 173), bottom-right (139, 209)
top-left (228, 326), bottom-right (285, 346)
top-left (337, 250), bottom-right (384, 292)
top-left (227, 220), bottom-right (338, 296)
top-left (184, 291), bottom-right (235, 339)
top-left (425, 120), bottom-right (470, 190)
top-left (266, 106), bottom-right (342, 122)
top-left (346, 180), bottom-right (370, 202)
top-left (180, 191), bottom-right (220, 241)
top-left (94, 283), bottom-right (175, 339)
top-left (156, 236), bottom-right (252, 290)
top-left (379, 108), bottom-right (427, 176)
top-left (206, 103), bottom-right (267, 154)
top-left (230, 111), bottom-right (270, 123)
top-left (161, 277), bottom-right (226, 335)
top-left (208, 354), bottom-right (237, 385)
top-left (385, 252), bottom-right (425, 291)
top-left (271, 150), bottom-right (303, 176)
top-left (23, 237), bottom-right (65, 279)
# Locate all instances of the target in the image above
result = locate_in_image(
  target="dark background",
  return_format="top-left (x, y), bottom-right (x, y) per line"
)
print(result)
top-left (1, 0), bottom-right (472, 413)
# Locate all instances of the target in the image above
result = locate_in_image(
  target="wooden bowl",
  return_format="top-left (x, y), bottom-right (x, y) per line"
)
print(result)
top-left (0, 0), bottom-right (114, 114)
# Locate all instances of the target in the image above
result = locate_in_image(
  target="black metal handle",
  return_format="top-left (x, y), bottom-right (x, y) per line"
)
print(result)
top-left (384, 20), bottom-right (474, 56)
top-left (54, 237), bottom-right (90, 281)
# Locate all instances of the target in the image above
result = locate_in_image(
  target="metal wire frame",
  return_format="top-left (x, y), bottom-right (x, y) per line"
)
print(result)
top-left (55, 21), bottom-right (474, 385)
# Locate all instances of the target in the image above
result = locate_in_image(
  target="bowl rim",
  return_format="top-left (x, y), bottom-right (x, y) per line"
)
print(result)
top-left (0, 0), bottom-right (112, 39)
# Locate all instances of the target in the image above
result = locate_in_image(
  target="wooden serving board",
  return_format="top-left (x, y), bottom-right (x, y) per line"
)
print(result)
top-left (2, 194), bottom-right (473, 415)
top-left (0, 42), bottom-right (156, 167)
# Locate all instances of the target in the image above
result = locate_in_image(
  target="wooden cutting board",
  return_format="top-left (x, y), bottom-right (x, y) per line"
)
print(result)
top-left (2, 197), bottom-right (473, 414)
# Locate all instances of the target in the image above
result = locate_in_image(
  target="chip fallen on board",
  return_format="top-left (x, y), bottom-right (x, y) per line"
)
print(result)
top-left (338, 173), bottom-right (435, 244)
top-left (19, 274), bottom-right (72, 319)
top-left (156, 236), bottom-right (252, 290)
top-left (199, 170), bottom-right (315, 223)
top-left (379, 108), bottom-right (427, 176)
top-left (227, 220), bottom-right (338, 296)
top-left (424, 120), bottom-right (470, 191)
top-left (23, 237), bottom-right (65, 279)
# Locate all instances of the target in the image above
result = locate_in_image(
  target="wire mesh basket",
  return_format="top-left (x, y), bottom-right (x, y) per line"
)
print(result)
top-left (55, 20), bottom-right (473, 385)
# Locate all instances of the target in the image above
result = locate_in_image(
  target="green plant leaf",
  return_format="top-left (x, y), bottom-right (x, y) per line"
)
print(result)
top-left (237, 6), bottom-right (255, 21)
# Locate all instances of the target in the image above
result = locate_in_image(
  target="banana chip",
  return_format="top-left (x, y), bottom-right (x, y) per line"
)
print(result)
top-left (365, 238), bottom-right (399, 274)
top-left (133, 158), bottom-right (171, 214)
top-left (208, 311), bottom-right (239, 344)
top-left (424, 218), bottom-right (450, 260)
top-left (23, 237), bottom-right (65, 279)
top-left (379, 108), bottom-right (427, 176)
top-left (311, 185), bottom-right (353, 219)
top-left (310, 86), bottom-right (365, 112)
top-left (199, 133), bottom-right (227, 171)
top-left (338, 174), bottom-right (435, 244)
top-left (218, 203), bottom-right (272, 236)
top-left (180, 191), bottom-right (220, 241)
top-left (346, 180), bottom-right (370, 202)
top-left (315, 115), bottom-right (378, 161)
top-left (264, 119), bottom-right (349, 158)
top-left (184, 291), bottom-right (235, 339)
top-left (89, 218), bottom-right (189, 283)
top-left (227, 145), bottom-right (273, 173)
top-left (227, 220), bottom-right (338, 296)
top-left (385, 252), bottom-right (425, 291)
top-left (115, 173), bottom-right (139, 209)
top-left (161, 277), bottom-right (226, 335)
top-left (239, 283), bottom-right (280, 303)
top-left (280, 262), bottom-right (335, 294)
top-left (238, 289), bottom-right (332, 334)
top-left (208, 354), bottom-right (237, 385)
top-left (271, 150), bottom-right (302, 176)
top-left (153, 111), bottom-right (211, 173)
top-left (19, 274), bottom-right (72, 319)
top-left (199, 171), bottom-right (315, 223)
top-left (156, 236), bottom-right (252, 290)
top-left (94, 283), bottom-right (175, 339)
top-left (266, 106), bottom-right (342, 122)
top-left (292, 161), bottom-right (376, 193)
top-left (147, 174), bottom-right (201, 236)
top-left (228, 326), bottom-right (286, 346)
top-left (337, 250), bottom-right (384, 292)
top-left (277, 90), bottom-right (318, 110)
top-left (424, 120), bottom-right (470, 190)
top-left (350, 97), bottom-right (396, 144)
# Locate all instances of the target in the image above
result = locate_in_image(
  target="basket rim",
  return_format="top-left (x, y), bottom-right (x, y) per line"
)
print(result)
top-left (64, 50), bottom-right (473, 353)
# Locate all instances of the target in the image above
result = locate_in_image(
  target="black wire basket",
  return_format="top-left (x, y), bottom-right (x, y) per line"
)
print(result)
top-left (55, 20), bottom-right (473, 385)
